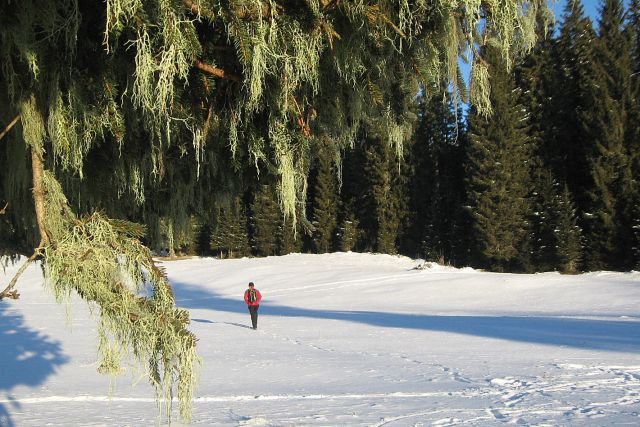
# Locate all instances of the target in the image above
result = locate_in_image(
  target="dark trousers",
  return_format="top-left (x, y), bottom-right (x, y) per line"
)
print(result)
top-left (248, 305), bottom-right (259, 329)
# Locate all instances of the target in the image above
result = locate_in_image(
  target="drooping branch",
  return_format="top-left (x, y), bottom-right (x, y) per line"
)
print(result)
top-left (0, 114), bottom-right (20, 142)
top-left (194, 59), bottom-right (241, 82)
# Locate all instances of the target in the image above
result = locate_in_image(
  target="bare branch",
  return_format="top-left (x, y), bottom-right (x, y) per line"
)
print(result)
top-left (1, 144), bottom-right (53, 301)
top-left (291, 96), bottom-right (312, 138)
top-left (0, 246), bottom-right (43, 301)
top-left (0, 202), bottom-right (7, 215)
top-left (31, 149), bottom-right (52, 245)
top-left (194, 59), bottom-right (241, 82)
top-left (0, 115), bottom-right (20, 142)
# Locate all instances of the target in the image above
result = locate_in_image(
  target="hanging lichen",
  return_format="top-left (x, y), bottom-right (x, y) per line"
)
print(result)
top-left (471, 60), bottom-right (492, 116)
top-left (41, 171), bottom-right (199, 422)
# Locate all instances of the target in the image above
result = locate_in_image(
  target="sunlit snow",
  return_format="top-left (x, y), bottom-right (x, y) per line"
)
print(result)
top-left (1, 252), bottom-right (639, 426)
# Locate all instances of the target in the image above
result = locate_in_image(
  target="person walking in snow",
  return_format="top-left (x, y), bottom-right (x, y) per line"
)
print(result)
top-left (244, 281), bottom-right (262, 330)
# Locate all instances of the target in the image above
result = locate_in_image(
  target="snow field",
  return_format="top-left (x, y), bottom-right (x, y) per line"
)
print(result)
top-left (1, 252), bottom-right (640, 426)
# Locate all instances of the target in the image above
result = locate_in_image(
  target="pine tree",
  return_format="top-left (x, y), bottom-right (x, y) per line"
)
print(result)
top-left (466, 45), bottom-right (534, 272)
top-left (311, 142), bottom-right (339, 253)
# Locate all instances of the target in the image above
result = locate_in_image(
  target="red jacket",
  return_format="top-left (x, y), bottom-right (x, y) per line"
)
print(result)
top-left (244, 288), bottom-right (262, 306)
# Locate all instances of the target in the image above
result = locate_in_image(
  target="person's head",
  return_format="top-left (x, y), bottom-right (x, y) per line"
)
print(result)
top-left (248, 282), bottom-right (254, 288)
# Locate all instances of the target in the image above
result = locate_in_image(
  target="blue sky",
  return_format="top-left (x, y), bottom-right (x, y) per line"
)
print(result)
top-left (552, 0), bottom-right (602, 23)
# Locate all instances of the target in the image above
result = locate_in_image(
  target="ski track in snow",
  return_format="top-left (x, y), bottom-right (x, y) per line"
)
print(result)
top-left (265, 273), bottom-right (419, 297)
top-left (3, 254), bottom-right (640, 426)
top-left (5, 351), bottom-right (639, 425)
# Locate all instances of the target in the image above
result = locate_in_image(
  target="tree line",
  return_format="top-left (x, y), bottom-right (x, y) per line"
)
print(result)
top-left (193, 0), bottom-right (639, 273)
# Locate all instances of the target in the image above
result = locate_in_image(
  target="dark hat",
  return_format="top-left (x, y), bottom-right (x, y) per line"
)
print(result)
top-left (248, 282), bottom-right (254, 287)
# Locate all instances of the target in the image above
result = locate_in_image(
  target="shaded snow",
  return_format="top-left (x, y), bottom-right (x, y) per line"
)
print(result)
top-left (1, 252), bottom-right (640, 426)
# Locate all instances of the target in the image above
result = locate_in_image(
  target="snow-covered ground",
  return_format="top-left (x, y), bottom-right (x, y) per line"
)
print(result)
top-left (1, 252), bottom-right (640, 426)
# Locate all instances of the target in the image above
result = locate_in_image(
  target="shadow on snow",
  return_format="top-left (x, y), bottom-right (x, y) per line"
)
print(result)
top-left (0, 302), bottom-right (69, 427)
top-left (173, 280), bottom-right (640, 353)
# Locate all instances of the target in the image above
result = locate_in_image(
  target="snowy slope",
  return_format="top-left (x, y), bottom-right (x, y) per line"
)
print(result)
top-left (1, 252), bottom-right (640, 426)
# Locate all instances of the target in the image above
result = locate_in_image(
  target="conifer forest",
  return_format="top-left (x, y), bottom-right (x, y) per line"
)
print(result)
top-left (1, 0), bottom-right (639, 421)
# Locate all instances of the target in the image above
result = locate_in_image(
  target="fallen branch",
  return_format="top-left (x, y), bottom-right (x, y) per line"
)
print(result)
top-left (0, 115), bottom-right (20, 142)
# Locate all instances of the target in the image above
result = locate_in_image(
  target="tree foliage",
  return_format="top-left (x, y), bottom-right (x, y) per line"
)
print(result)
top-left (467, 45), bottom-right (533, 272)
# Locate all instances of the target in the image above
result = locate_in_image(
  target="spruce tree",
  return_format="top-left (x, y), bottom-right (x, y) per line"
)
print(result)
top-left (211, 196), bottom-right (250, 258)
top-left (623, 0), bottom-right (640, 268)
top-left (311, 142), bottom-right (339, 253)
top-left (466, 45), bottom-right (534, 272)
top-left (340, 139), bottom-right (369, 251)
top-left (251, 185), bottom-right (280, 257)
top-left (529, 165), bottom-right (582, 272)
top-left (362, 134), bottom-right (407, 254)
top-left (583, 0), bottom-right (636, 270)
top-left (278, 214), bottom-right (302, 255)
top-left (406, 91), bottom-right (468, 264)
top-left (338, 213), bottom-right (361, 252)
top-left (556, 185), bottom-right (583, 273)
top-left (515, 6), bottom-right (557, 168)
top-left (529, 166), bottom-right (560, 272)
top-left (553, 0), bottom-right (601, 209)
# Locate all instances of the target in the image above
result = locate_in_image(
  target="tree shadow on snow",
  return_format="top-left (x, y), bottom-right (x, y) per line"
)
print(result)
top-left (172, 280), bottom-right (640, 353)
top-left (0, 302), bottom-right (69, 426)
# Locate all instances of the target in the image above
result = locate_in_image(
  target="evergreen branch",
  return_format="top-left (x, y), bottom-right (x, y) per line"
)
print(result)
top-left (379, 14), bottom-right (406, 39)
top-left (194, 59), bottom-right (241, 82)
top-left (366, 5), bottom-right (406, 39)
top-left (0, 114), bottom-right (20, 142)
